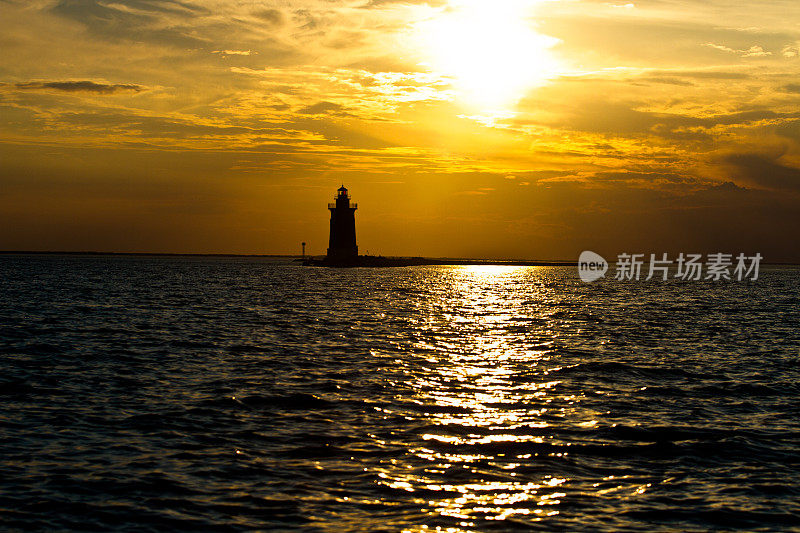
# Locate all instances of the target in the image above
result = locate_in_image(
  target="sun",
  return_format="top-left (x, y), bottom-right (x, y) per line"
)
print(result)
top-left (416, 0), bottom-right (560, 111)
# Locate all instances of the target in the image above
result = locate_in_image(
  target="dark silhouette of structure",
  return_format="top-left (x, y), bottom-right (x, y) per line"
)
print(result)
top-left (299, 184), bottom-right (575, 268)
top-left (326, 185), bottom-right (358, 264)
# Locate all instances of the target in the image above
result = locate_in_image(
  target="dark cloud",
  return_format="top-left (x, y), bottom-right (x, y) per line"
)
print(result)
top-left (557, 70), bottom-right (750, 86)
top-left (637, 77), bottom-right (696, 87)
top-left (722, 152), bottom-right (800, 192)
top-left (297, 101), bottom-right (346, 115)
top-left (50, 0), bottom-right (204, 19)
top-left (252, 8), bottom-right (285, 26)
top-left (519, 93), bottom-right (800, 139)
top-left (593, 171), bottom-right (697, 185)
top-left (545, 170), bottom-right (700, 190)
top-left (292, 9), bottom-right (323, 31)
top-left (649, 124), bottom-right (712, 142)
top-left (16, 106), bottom-right (393, 150)
top-left (12, 81), bottom-right (145, 94)
top-left (780, 83), bottom-right (800, 94)
top-left (53, 111), bottom-right (306, 140)
top-left (287, 116), bottom-right (396, 150)
top-left (715, 109), bottom-right (800, 126)
top-left (705, 181), bottom-right (748, 193)
top-left (658, 70), bottom-right (750, 80)
top-left (49, 0), bottom-right (209, 47)
top-left (775, 119), bottom-right (800, 141)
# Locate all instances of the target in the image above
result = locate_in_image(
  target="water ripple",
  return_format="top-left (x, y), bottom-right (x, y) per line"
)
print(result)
top-left (1, 256), bottom-right (799, 531)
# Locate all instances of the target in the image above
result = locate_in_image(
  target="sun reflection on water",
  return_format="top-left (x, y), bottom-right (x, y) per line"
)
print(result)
top-left (372, 266), bottom-right (588, 527)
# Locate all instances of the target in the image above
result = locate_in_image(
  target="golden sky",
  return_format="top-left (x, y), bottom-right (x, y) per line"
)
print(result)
top-left (2, 0), bottom-right (800, 260)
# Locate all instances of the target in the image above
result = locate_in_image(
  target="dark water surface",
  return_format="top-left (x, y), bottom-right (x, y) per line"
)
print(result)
top-left (1, 255), bottom-right (799, 531)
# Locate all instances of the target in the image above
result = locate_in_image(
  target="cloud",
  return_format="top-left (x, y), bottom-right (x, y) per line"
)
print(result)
top-left (11, 80), bottom-right (145, 94)
top-left (704, 42), bottom-right (772, 57)
top-left (252, 8), bottom-right (285, 26)
top-left (637, 76), bottom-right (695, 86)
top-left (456, 187), bottom-right (495, 196)
top-left (212, 50), bottom-right (254, 56)
top-left (47, 0), bottom-right (211, 48)
top-left (648, 69), bottom-right (750, 80)
top-left (741, 45), bottom-right (772, 57)
top-left (297, 101), bottom-right (348, 115)
top-left (704, 43), bottom-right (737, 54)
top-left (705, 181), bottom-right (748, 193)
top-left (722, 152), bottom-right (800, 192)
top-left (538, 170), bottom-right (698, 190)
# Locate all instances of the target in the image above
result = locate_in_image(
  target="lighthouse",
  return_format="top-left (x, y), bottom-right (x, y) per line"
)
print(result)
top-left (326, 185), bottom-right (358, 263)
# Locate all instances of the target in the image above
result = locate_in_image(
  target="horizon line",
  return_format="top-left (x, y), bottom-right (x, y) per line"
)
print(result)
top-left (0, 250), bottom-right (578, 264)
top-left (1, 250), bottom-right (799, 266)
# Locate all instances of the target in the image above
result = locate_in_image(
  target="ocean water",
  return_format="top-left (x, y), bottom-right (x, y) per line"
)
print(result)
top-left (1, 254), bottom-right (799, 531)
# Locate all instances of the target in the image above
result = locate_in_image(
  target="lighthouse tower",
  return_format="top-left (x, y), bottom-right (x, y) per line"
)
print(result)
top-left (326, 185), bottom-right (358, 263)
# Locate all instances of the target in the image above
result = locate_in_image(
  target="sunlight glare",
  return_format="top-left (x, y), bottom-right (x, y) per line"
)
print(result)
top-left (417, 0), bottom-right (560, 111)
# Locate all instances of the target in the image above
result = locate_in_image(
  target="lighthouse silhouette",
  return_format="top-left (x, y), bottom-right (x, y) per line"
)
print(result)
top-left (326, 185), bottom-right (358, 264)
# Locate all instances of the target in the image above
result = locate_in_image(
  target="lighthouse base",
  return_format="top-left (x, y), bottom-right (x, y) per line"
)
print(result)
top-left (325, 247), bottom-right (359, 266)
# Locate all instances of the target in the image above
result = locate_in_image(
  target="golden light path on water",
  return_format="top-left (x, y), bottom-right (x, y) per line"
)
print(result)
top-left (365, 266), bottom-right (654, 530)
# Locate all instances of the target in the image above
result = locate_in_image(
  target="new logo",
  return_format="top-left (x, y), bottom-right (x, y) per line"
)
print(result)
top-left (578, 251), bottom-right (608, 282)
